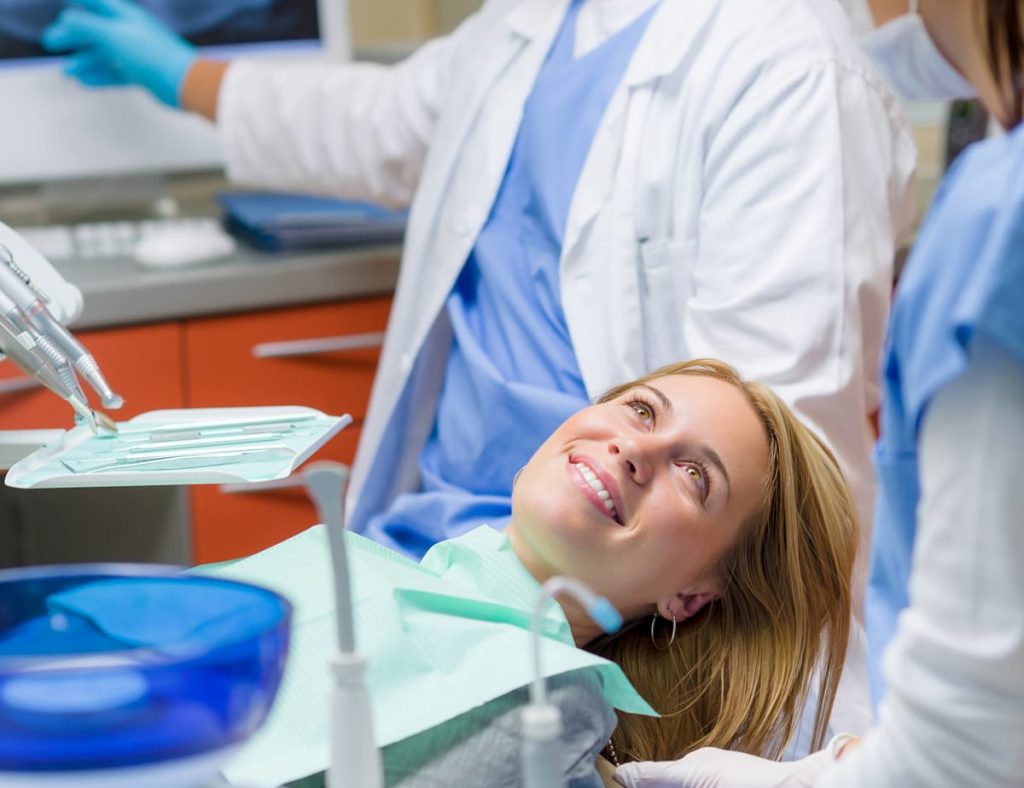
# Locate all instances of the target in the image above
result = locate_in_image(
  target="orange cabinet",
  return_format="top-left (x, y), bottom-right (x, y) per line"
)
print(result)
top-left (0, 322), bottom-right (186, 430)
top-left (184, 297), bottom-right (391, 562)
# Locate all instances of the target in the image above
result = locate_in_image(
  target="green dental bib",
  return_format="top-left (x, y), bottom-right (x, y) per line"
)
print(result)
top-left (202, 525), bottom-right (654, 787)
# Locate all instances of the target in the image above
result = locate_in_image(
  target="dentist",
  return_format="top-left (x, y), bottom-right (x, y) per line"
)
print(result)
top-left (43, 0), bottom-right (911, 554)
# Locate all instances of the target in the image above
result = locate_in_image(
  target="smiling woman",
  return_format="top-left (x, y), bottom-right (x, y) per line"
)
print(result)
top-left (509, 359), bottom-right (859, 765)
top-left (203, 358), bottom-right (857, 787)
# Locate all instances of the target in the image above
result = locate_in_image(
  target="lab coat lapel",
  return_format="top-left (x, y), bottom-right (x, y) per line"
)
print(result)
top-left (560, 0), bottom-right (717, 265)
top-left (623, 0), bottom-right (719, 87)
top-left (400, 0), bottom-right (570, 355)
top-left (356, 0), bottom-right (572, 500)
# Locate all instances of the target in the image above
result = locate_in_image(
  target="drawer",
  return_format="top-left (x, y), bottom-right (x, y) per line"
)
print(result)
top-left (190, 424), bottom-right (361, 563)
top-left (183, 297), bottom-right (391, 419)
top-left (0, 322), bottom-right (185, 430)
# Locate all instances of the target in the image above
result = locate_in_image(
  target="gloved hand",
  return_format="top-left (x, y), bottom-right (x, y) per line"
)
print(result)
top-left (41, 0), bottom-right (197, 107)
top-left (614, 746), bottom-right (836, 788)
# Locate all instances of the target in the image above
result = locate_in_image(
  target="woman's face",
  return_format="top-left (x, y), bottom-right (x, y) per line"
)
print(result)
top-left (509, 374), bottom-right (771, 623)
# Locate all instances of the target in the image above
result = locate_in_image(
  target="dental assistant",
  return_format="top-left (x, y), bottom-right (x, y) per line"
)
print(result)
top-left (841, 0), bottom-right (977, 100)
top-left (614, 1), bottom-right (1024, 786)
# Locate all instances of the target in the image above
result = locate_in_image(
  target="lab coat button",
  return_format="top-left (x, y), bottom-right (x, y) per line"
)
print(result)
top-left (399, 351), bottom-right (414, 373)
top-left (453, 216), bottom-right (472, 236)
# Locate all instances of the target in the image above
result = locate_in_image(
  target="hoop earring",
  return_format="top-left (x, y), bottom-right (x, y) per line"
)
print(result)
top-left (512, 467), bottom-right (524, 489)
top-left (650, 612), bottom-right (677, 650)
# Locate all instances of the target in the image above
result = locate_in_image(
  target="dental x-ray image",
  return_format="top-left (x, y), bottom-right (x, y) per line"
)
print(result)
top-left (0, 0), bottom-right (319, 59)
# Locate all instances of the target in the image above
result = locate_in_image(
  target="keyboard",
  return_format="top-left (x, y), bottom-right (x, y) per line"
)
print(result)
top-left (14, 218), bottom-right (225, 263)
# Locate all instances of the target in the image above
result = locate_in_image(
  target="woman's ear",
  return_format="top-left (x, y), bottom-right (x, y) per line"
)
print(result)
top-left (660, 591), bottom-right (718, 622)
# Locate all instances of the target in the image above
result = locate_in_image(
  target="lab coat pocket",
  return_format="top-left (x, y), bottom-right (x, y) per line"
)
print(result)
top-left (638, 237), bottom-right (697, 368)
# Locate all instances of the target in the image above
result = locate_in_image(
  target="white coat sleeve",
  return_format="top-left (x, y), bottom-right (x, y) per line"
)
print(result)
top-left (817, 337), bottom-right (1024, 787)
top-left (216, 14), bottom-right (486, 207)
top-left (685, 59), bottom-right (912, 534)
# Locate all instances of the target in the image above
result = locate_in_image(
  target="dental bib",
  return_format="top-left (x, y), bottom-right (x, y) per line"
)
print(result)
top-left (202, 526), bottom-right (654, 787)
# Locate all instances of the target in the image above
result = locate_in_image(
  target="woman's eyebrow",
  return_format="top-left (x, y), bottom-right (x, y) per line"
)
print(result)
top-left (699, 444), bottom-right (732, 499)
top-left (639, 383), bottom-right (673, 413)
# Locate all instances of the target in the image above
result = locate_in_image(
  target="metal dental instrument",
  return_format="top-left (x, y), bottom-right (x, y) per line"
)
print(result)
top-left (0, 243), bottom-right (123, 410)
top-left (116, 440), bottom-right (290, 461)
top-left (116, 412), bottom-right (321, 437)
top-left (62, 446), bottom-right (295, 474)
top-left (65, 440), bottom-right (291, 465)
top-left (133, 422), bottom-right (318, 443)
top-left (116, 432), bottom-right (308, 453)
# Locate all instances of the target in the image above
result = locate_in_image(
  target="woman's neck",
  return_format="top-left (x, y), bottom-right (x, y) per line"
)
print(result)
top-left (506, 522), bottom-right (638, 647)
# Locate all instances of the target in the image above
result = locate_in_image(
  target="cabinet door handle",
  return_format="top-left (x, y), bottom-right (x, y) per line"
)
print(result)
top-left (0, 376), bottom-right (44, 395)
top-left (251, 331), bottom-right (386, 359)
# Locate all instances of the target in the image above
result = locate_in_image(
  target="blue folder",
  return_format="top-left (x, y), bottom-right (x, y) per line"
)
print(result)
top-left (217, 191), bottom-right (407, 251)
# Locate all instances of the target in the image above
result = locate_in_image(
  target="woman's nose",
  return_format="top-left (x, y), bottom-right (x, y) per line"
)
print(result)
top-left (607, 436), bottom-right (653, 484)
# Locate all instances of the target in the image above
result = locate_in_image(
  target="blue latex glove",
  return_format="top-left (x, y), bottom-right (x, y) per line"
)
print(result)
top-left (41, 0), bottom-right (197, 107)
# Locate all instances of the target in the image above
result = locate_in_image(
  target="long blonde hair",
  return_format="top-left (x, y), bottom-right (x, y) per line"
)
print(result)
top-left (589, 359), bottom-right (857, 761)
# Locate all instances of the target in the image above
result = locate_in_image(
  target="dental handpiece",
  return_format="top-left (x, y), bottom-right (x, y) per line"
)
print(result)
top-left (30, 308), bottom-right (123, 409)
top-left (0, 288), bottom-right (81, 396)
top-left (0, 312), bottom-right (94, 425)
top-left (0, 253), bottom-right (123, 409)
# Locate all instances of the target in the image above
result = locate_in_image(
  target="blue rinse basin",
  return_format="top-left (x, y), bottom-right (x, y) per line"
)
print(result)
top-left (0, 564), bottom-right (291, 773)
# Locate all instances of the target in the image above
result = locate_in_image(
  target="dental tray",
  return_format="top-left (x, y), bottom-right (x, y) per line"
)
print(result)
top-left (4, 406), bottom-right (351, 489)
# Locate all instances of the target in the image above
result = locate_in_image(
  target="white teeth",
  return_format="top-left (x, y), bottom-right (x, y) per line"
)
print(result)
top-left (573, 462), bottom-right (619, 521)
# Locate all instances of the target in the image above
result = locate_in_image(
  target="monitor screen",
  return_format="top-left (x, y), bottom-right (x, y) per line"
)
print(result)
top-left (0, 0), bottom-right (351, 186)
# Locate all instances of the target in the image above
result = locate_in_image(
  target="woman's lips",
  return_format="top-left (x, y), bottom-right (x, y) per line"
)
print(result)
top-left (568, 455), bottom-right (624, 525)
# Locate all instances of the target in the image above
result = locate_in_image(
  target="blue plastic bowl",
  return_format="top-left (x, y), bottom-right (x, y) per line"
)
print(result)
top-left (0, 564), bottom-right (291, 773)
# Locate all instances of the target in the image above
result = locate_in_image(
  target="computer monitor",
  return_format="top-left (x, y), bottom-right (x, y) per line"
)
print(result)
top-left (0, 0), bottom-right (351, 187)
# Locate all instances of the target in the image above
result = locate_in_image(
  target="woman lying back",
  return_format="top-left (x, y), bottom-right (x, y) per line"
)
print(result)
top-left (213, 358), bottom-right (858, 785)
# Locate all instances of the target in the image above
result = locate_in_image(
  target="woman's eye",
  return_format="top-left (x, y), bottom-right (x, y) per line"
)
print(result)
top-left (682, 464), bottom-right (709, 499)
top-left (629, 401), bottom-right (653, 420)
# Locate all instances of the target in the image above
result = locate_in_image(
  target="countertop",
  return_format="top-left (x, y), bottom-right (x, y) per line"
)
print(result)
top-left (63, 242), bottom-right (402, 330)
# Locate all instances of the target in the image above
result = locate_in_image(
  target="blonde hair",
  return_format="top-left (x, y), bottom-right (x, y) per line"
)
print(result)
top-left (589, 359), bottom-right (857, 761)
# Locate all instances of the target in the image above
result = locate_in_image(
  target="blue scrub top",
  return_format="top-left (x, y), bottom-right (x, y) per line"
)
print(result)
top-left (867, 122), bottom-right (1024, 708)
top-left (359, 0), bottom-right (658, 558)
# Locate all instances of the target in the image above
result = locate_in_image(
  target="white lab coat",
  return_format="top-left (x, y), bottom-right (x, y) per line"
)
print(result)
top-left (219, 0), bottom-right (915, 733)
